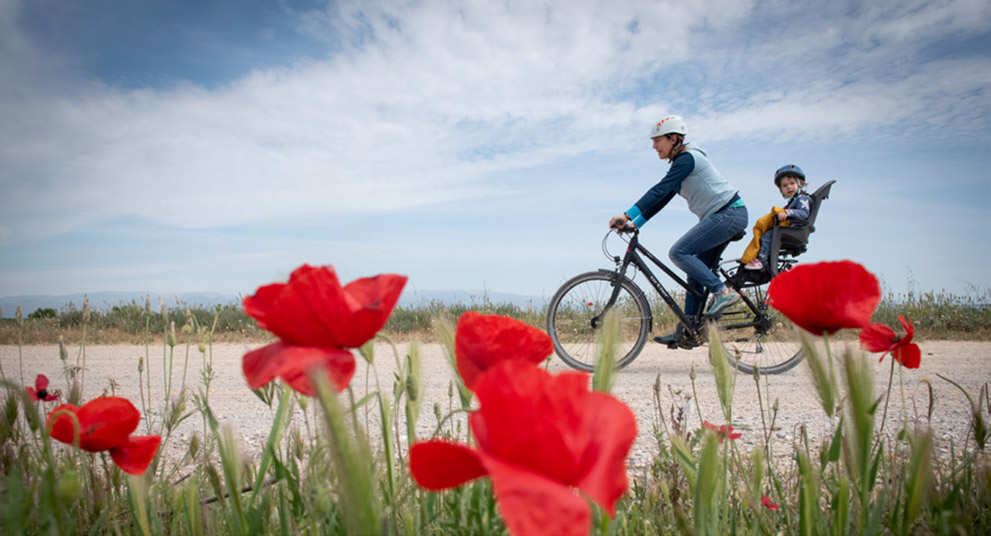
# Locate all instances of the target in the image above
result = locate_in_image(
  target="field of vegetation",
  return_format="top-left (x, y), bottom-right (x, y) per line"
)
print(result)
top-left (0, 267), bottom-right (989, 535)
top-left (2, 286), bottom-right (989, 345)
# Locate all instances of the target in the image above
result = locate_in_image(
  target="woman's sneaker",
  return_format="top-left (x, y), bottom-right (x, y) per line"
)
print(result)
top-left (743, 258), bottom-right (764, 271)
top-left (706, 291), bottom-right (741, 318)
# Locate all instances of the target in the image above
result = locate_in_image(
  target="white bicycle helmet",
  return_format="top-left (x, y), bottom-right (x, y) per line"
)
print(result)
top-left (649, 115), bottom-right (687, 138)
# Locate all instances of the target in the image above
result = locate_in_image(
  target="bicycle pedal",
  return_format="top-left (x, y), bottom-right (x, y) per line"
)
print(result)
top-left (677, 332), bottom-right (703, 349)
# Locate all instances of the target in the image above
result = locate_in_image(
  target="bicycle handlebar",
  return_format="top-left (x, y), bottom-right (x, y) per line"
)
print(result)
top-left (613, 224), bottom-right (639, 235)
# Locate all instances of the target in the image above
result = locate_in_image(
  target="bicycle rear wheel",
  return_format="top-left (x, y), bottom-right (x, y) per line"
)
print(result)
top-left (546, 271), bottom-right (651, 372)
top-left (715, 284), bottom-right (804, 375)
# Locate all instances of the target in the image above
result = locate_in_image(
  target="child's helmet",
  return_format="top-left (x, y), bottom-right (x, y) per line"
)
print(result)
top-left (774, 164), bottom-right (806, 187)
top-left (649, 115), bottom-right (688, 138)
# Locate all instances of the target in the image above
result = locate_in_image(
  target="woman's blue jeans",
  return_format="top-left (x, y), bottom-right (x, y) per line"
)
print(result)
top-left (669, 204), bottom-right (748, 317)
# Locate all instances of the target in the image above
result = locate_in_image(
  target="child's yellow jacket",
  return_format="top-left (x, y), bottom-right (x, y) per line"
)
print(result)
top-left (741, 207), bottom-right (791, 264)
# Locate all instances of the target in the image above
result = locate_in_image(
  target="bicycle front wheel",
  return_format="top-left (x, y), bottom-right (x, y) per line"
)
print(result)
top-left (716, 286), bottom-right (805, 375)
top-left (546, 271), bottom-right (651, 372)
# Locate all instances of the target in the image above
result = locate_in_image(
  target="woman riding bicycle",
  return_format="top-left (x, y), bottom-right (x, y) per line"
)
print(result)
top-left (609, 115), bottom-right (749, 344)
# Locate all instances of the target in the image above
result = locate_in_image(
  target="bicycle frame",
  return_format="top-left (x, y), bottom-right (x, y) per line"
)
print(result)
top-left (598, 229), bottom-right (763, 337)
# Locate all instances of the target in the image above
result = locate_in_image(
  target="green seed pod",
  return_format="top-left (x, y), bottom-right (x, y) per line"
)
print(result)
top-left (168, 322), bottom-right (176, 348)
top-left (4, 395), bottom-right (18, 429)
top-left (205, 464), bottom-right (222, 498)
top-left (189, 434), bottom-right (201, 458)
top-left (57, 469), bottom-right (81, 503)
top-left (291, 428), bottom-right (304, 460)
top-left (138, 356), bottom-right (144, 374)
top-left (406, 374), bottom-right (418, 402)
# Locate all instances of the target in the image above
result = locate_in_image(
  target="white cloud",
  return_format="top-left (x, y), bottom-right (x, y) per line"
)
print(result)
top-left (0, 0), bottom-right (988, 250)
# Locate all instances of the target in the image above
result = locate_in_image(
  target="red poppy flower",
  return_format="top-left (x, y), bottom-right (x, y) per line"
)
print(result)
top-left (767, 260), bottom-right (881, 335)
top-left (761, 495), bottom-right (779, 511)
top-left (455, 311), bottom-right (553, 390)
top-left (25, 374), bottom-right (59, 402)
top-left (47, 397), bottom-right (161, 475)
top-left (243, 342), bottom-right (356, 397)
top-left (702, 421), bottom-right (742, 443)
top-left (859, 315), bottom-right (922, 369)
top-left (244, 264), bottom-right (407, 348)
top-left (242, 264), bottom-right (406, 395)
top-left (409, 361), bottom-right (636, 536)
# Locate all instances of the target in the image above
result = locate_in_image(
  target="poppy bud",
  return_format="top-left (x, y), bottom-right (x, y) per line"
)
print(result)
top-left (59, 336), bottom-right (68, 362)
top-left (145, 296), bottom-right (151, 315)
top-left (82, 298), bottom-right (90, 323)
top-left (67, 381), bottom-right (82, 406)
top-left (16, 305), bottom-right (22, 324)
top-left (182, 323), bottom-right (191, 335)
top-left (138, 356), bottom-right (144, 374)
top-left (198, 342), bottom-right (206, 354)
top-left (168, 322), bottom-right (176, 348)
top-left (433, 402), bottom-right (442, 423)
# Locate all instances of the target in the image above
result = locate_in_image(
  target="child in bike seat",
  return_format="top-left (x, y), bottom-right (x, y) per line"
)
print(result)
top-left (609, 115), bottom-right (749, 336)
top-left (741, 164), bottom-right (812, 271)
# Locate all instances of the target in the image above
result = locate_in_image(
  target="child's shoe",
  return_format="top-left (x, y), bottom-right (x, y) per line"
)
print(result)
top-left (743, 258), bottom-right (764, 271)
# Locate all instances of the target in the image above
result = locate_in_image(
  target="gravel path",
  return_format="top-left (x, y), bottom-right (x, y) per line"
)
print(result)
top-left (3, 340), bottom-right (988, 471)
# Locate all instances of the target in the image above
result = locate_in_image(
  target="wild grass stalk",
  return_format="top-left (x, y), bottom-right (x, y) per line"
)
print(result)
top-left (593, 309), bottom-right (618, 393)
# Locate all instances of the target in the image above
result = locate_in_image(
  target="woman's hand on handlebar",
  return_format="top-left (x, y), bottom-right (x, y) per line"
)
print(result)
top-left (609, 214), bottom-right (637, 233)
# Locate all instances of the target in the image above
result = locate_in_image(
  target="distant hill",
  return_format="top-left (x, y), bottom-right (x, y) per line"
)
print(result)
top-left (0, 289), bottom-right (547, 318)
top-left (0, 292), bottom-right (240, 318)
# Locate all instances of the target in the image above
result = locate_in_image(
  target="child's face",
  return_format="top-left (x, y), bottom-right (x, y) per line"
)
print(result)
top-left (778, 176), bottom-right (802, 197)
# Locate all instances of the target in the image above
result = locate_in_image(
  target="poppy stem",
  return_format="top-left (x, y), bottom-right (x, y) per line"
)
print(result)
top-left (875, 357), bottom-right (896, 452)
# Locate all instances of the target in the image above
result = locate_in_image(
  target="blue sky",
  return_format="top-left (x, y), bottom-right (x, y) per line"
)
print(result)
top-left (1, 0), bottom-right (990, 306)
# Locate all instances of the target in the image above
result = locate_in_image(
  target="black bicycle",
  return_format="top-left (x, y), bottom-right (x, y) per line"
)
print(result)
top-left (546, 227), bottom-right (804, 375)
